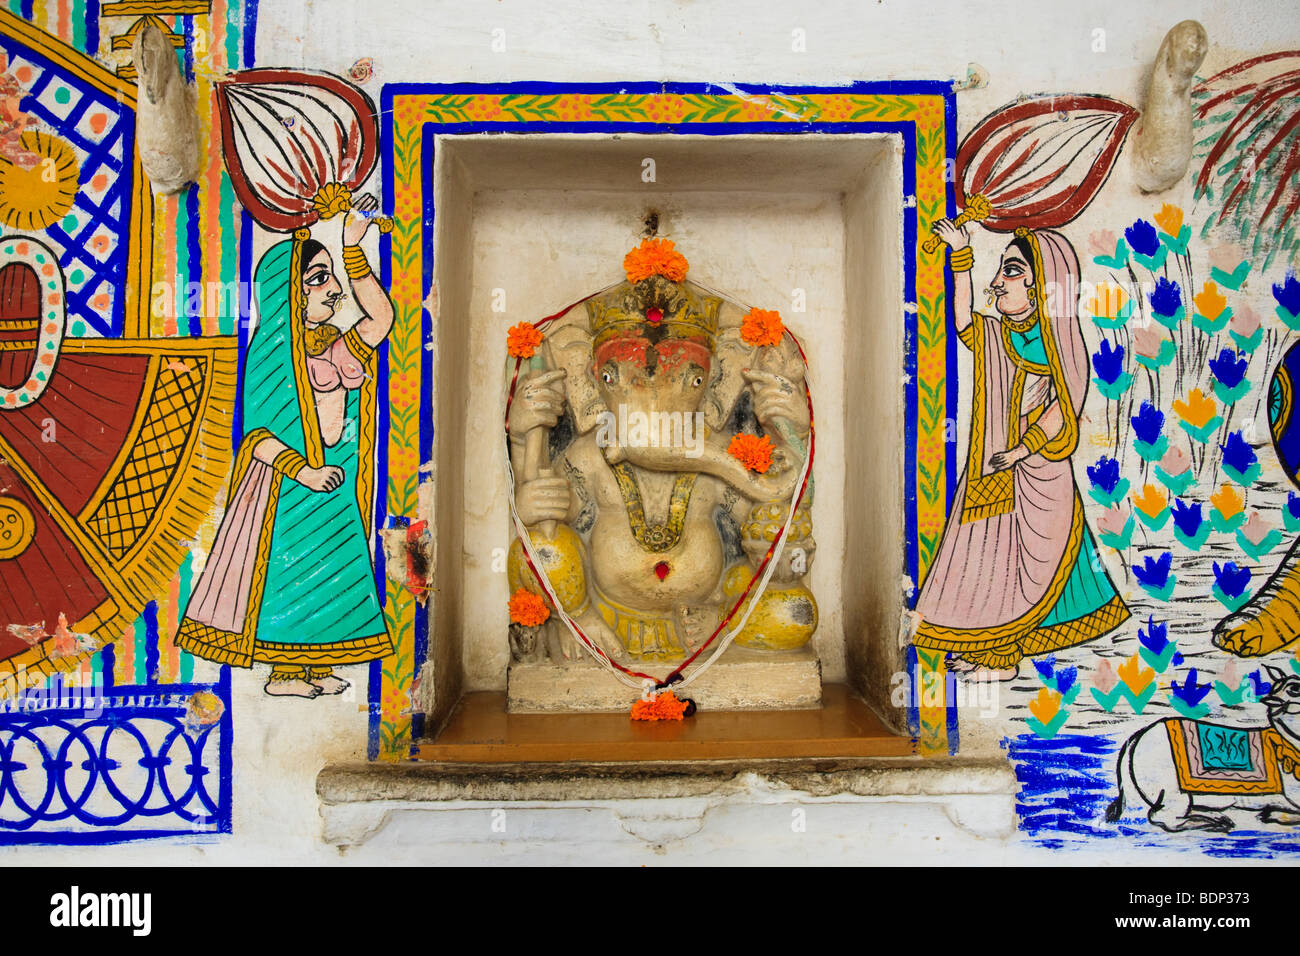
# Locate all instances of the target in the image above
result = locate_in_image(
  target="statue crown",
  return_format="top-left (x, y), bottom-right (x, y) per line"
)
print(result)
top-left (587, 277), bottom-right (721, 348)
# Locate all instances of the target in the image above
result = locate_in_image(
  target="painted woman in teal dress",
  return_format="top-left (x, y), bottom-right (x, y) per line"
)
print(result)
top-left (177, 195), bottom-right (395, 698)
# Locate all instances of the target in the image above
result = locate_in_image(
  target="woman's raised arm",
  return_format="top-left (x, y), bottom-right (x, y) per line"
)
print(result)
top-left (932, 219), bottom-right (973, 334)
top-left (340, 194), bottom-right (395, 348)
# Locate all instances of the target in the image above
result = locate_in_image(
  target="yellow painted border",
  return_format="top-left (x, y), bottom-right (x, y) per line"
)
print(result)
top-left (382, 88), bottom-right (951, 757)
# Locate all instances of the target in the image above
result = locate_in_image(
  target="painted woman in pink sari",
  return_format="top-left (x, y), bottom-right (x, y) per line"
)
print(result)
top-left (913, 222), bottom-right (1129, 679)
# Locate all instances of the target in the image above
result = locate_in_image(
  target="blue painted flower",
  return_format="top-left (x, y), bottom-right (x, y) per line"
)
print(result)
top-left (1247, 670), bottom-right (1272, 698)
top-left (1033, 657), bottom-right (1055, 683)
top-left (1092, 339), bottom-right (1126, 384)
top-left (1138, 615), bottom-right (1169, 655)
top-left (1170, 668), bottom-right (1214, 708)
top-left (1220, 431), bottom-right (1258, 477)
top-left (1209, 349), bottom-right (1248, 390)
top-left (1088, 456), bottom-right (1121, 494)
top-left (1170, 498), bottom-right (1204, 537)
top-left (1055, 665), bottom-right (1078, 698)
top-left (1125, 219), bottom-right (1160, 258)
top-left (1149, 276), bottom-right (1182, 317)
top-left (1275, 273), bottom-right (1300, 317)
top-left (1131, 401), bottom-right (1164, 445)
top-left (1289, 493), bottom-right (1300, 522)
top-left (1213, 560), bottom-right (1251, 599)
top-left (1134, 551), bottom-right (1173, 590)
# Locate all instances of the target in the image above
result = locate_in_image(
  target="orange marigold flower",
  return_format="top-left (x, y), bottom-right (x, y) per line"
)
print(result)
top-left (630, 690), bottom-right (689, 721)
top-left (508, 588), bottom-right (550, 627)
top-left (623, 238), bottom-right (689, 284)
top-left (506, 321), bottom-right (543, 359)
top-left (728, 433), bottom-right (774, 473)
top-left (740, 307), bottom-right (785, 347)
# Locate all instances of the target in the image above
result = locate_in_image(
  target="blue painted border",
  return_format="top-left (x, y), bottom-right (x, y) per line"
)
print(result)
top-left (370, 80), bottom-right (957, 757)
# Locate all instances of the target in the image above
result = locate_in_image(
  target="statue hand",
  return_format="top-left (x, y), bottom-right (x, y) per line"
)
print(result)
top-left (510, 368), bottom-right (567, 439)
top-left (342, 193), bottom-right (378, 246)
top-left (515, 475), bottom-right (570, 526)
top-left (931, 218), bottom-right (970, 250)
top-left (743, 368), bottom-right (809, 432)
top-left (299, 465), bottom-right (345, 492)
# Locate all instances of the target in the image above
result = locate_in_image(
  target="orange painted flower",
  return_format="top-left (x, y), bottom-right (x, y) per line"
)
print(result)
top-left (1118, 653), bottom-right (1154, 693)
top-left (1193, 281), bottom-right (1228, 320)
top-left (741, 307), bottom-right (785, 347)
top-left (506, 321), bottom-right (543, 359)
top-left (1131, 484), bottom-right (1168, 519)
top-left (630, 689), bottom-right (689, 721)
top-left (1154, 202), bottom-right (1184, 236)
top-left (623, 238), bottom-right (689, 284)
top-left (1172, 388), bottom-right (1217, 429)
top-left (1088, 282), bottom-right (1128, 320)
top-left (1028, 687), bottom-right (1062, 724)
top-left (1210, 483), bottom-right (1245, 520)
top-left (728, 433), bottom-right (774, 473)
top-left (508, 588), bottom-right (550, 627)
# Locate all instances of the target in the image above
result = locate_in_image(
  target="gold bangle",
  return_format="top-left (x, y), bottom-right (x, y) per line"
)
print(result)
top-left (949, 247), bottom-right (974, 272)
top-left (272, 448), bottom-right (307, 479)
top-left (342, 245), bottom-right (371, 281)
top-left (1022, 425), bottom-right (1049, 456)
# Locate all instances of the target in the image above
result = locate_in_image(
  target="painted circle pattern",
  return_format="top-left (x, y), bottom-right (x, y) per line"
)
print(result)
top-left (0, 236), bottom-right (65, 410)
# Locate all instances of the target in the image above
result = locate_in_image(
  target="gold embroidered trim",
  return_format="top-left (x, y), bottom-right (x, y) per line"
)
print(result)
top-left (952, 596), bottom-right (1130, 669)
top-left (289, 230), bottom-right (326, 469)
top-left (611, 463), bottom-right (696, 553)
top-left (1018, 230), bottom-right (1079, 462)
top-left (1000, 316), bottom-right (1050, 377)
top-left (917, 493), bottom-right (1090, 648)
top-left (961, 314), bottom-right (1015, 523)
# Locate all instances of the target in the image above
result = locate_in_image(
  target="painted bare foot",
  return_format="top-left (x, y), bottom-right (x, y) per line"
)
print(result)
top-left (309, 675), bottom-right (350, 695)
top-left (265, 678), bottom-right (322, 698)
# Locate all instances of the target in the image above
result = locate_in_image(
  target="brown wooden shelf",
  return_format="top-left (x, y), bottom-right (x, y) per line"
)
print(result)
top-left (413, 683), bottom-right (915, 763)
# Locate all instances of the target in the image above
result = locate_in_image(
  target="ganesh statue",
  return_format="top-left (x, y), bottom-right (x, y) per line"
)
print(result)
top-left (505, 239), bottom-right (817, 675)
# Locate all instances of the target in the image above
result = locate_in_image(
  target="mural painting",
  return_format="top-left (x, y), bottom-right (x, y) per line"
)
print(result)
top-left (0, 1), bottom-right (1297, 864)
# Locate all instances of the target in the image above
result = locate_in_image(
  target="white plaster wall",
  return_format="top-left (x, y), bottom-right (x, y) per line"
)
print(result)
top-left (4, 0), bottom-right (1299, 865)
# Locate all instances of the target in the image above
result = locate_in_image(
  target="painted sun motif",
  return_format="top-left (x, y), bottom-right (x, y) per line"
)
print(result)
top-left (0, 130), bottom-right (80, 230)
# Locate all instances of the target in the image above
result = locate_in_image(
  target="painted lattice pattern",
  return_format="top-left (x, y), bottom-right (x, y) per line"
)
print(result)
top-left (85, 356), bottom-right (203, 559)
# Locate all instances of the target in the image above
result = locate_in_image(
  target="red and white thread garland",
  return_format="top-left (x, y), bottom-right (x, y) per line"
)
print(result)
top-left (504, 290), bottom-right (816, 700)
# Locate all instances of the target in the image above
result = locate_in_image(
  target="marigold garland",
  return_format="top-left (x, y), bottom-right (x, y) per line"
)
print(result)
top-left (508, 588), bottom-right (550, 627)
top-left (506, 321), bottom-right (544, 359)
top-left (623, 238), bottom-right (689, 284)
top-left (728, 433), bottom-right (774, 473)
top-left (630, 690), bottom-right (689, 721)
top-left (741, 307), bottom-right (785, 347)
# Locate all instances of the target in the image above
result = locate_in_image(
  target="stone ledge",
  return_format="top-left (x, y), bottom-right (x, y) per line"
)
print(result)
top-left (316, 756), bottom-right (1020, 847)
top-left (318, 755), bottom-right (1017, 803)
